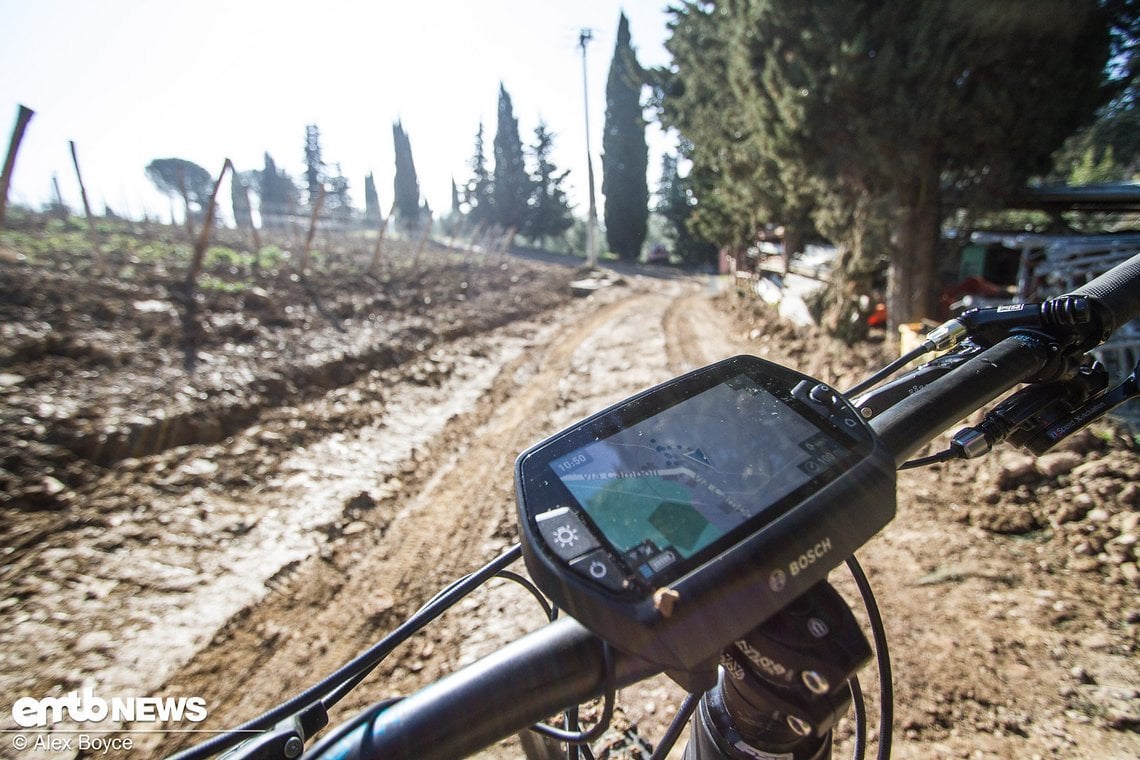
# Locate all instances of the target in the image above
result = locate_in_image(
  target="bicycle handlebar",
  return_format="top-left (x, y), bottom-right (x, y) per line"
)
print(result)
top-left (308, 618), bottom-right (658, 760)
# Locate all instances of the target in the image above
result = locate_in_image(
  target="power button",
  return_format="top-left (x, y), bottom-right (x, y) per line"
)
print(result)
top-left (570, 549), bottom-right (628, 591)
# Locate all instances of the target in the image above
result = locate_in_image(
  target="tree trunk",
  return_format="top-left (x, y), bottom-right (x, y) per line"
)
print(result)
top-left (819, 198), bottom-right (878, 343)
top-left (888, 169), bottom-right (942, 332)
top-left (782, 225), bottom-right (806, 278)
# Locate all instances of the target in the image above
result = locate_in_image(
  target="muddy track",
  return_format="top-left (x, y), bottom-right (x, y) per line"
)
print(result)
top-left (130, 276), bottom-right (739, 758)
top-left (8, 268), bottom-right (1137, 760)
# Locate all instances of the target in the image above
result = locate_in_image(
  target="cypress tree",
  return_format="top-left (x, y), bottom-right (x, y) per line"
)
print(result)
top-left (492, 84), bottom-right (532, 231)
top-left (602, 12), bottom-right (649, 261)
top-left (392, 120), bottom-right (422, 230)
top-left (363, 172), bottom-right (381, 225)
top-left (256, 152), bottom-right (298, 230)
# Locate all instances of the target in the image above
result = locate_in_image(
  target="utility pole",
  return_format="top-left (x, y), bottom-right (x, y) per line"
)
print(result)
top-left (579, 28), bottom-right (599, 269)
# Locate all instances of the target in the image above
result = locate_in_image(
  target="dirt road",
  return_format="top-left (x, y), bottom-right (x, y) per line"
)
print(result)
top-left (3, 255), bottom-right (1137, 759)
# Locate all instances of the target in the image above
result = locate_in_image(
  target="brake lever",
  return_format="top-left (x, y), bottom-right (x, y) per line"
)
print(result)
top-left (950, 355), bottom-right (1139, 459)
top-left (1019, 356), bottom-right (1140, 454)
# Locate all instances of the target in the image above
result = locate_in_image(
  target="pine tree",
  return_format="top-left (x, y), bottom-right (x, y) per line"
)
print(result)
top-left (656, 151), bottom-right (715, 267)
top-left (392, 120), bottom-right (422, 230)
top-left (463, 122), bottom-right (494, 224)
top-left (664, 0), bottom-right (1115, 329)
top-left (492, 84), bottom-right (532, 231)
top-left (602, 12), bottom-right (649, 261)
top-left (524, 122), bottom-right (574, 246)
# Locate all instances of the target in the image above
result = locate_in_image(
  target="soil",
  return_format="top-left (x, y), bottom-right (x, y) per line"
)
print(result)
top-left (1, 219), bottom-right (1137, 760)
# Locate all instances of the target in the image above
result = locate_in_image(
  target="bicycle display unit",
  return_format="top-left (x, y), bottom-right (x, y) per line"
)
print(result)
top-left (170, 253), bottom-right (1140, 760)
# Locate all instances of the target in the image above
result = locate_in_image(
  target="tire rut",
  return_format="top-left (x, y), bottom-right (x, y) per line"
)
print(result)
top-left (140, 286), bottom-right (670, 758)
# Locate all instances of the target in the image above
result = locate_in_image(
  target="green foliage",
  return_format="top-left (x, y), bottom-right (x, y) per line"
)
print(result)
top-left (662, 0), bottom-right (1116, 328)
top-left (392, 121), bottom-right (422, 231)
top-left (198, 274), bottom-right (250, 293)
top-left (258, 244), bottom-right (290, 268)
top-left (523, 122), bottom-right (574, 245)
top-left (462, 122), bottom-right (494, 226)
top-left (602, 12), bottom-right (649, 261)
top-left (655, 150), bottom-right (717, 267)
top-left (204, 246), bottom-right (246, 268)
top-left (492, 85), bottom-right (533, 231)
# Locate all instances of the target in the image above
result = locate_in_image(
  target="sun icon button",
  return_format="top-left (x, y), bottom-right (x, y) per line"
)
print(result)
top-left (535, 506), bottom-right (599, 560)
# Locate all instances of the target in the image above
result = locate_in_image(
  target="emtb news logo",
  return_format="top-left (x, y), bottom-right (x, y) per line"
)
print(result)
top-left (11, 687), bottom-right (208, 728)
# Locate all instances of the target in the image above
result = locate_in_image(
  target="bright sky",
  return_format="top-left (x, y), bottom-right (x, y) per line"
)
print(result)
top-left (0, 0), bottom-right (676, 224)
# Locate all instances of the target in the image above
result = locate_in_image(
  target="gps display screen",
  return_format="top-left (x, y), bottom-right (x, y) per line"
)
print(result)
top-left (549, 374), bottom-right (848, 581)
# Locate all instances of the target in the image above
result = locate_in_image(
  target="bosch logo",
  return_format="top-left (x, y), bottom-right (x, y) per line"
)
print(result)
top-left (789, 538), bottom-right (833, 577)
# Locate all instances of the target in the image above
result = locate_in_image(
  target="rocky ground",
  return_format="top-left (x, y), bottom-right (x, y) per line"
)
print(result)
top-left (0, 217), bottom-right (1137, 759)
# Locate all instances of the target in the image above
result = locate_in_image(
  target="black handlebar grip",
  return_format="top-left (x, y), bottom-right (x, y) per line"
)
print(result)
top-left (1067, 251), bottom-right (1140, 335)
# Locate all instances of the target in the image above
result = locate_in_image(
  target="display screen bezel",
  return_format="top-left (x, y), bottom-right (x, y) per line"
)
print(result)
top-left (519, 357), bottom-right (871, 593)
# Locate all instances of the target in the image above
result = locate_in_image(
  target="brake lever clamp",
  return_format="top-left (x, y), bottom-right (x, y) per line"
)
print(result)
top-left (951, 361), bottom-right (1112, 458)
top-left (1020, 356), bottom-right (1140, 454)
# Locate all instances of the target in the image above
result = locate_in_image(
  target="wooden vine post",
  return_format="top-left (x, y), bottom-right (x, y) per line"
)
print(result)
top-left (68, 140), bottom-right (102, 270)
top-left (234, 176), bottom-right (262, 272)
top-left (297, 185), bottom-right (327, 276)
top-left (0, 105), bottom-right (34, 228)
top-left (185, 159), bottom-right (233, 287)
top-left (412, 212), bottom-right (433, 267)
top-left (368, 198), bottom-right (397, 273)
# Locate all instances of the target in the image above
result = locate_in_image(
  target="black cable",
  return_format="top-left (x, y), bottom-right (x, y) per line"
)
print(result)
top-left (845, 555), bottom-right (893, 760)
top-left (844, 344), bottom-right (932, 399)
top-left (495, 569), bottom-right (555, 621)
top-left (898, 448), bottom-right (958, 470)
top-left (848, 675), bottom-right (867, 760)
top-left (319, 546), bottom-right (529, 712)
top-left (169, 544), bottom-right (523, 760)
top-left (527, 642), bottom-right (617, 745)
top-left (648, 691), bottom-right (701, 760)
